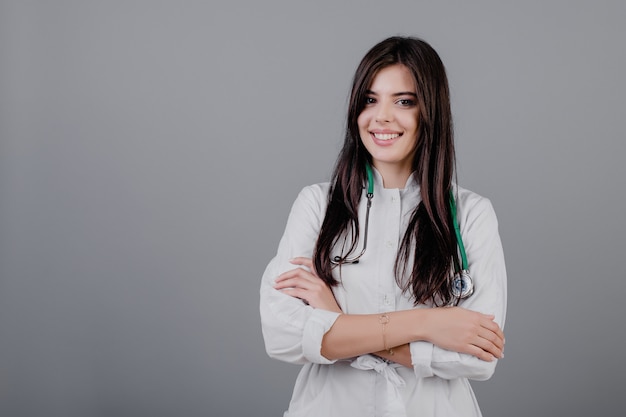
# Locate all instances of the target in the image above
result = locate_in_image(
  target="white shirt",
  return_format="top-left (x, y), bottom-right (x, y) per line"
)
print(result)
top-left (260, 170), bottom-right (507, 417)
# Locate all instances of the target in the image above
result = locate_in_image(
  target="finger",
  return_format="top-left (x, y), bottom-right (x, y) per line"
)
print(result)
top-left (479, 316), bottom-right (504, 341)
top-left (275, 268), bottom-right (301, 283)
top-left (279, 287), bottom-right (309, 302)
top-left (274, 276), bottom-right (311, 290)
top-left (467, 345), bottom-right (496, 362)
top-left (480, 317), bottom-right (502, 333)
top-left (475, 340), bottom-right (503, 360)
top-left (275, 267), bottom-right (315, 283)
top-left (289, 257), bottom-right (314, 269)
top-left (475, 329), bottom-right (504, 358)
top-left (460, 341), bottom-right (495, 362)
top-left (275, 274), bottom-right (329, 293)
top-left (478, 324), bottom-right (504, 349)
top-left (478, 322), bottom-right (504, 345)
top-left (485, 325), bottom-right (505, 348)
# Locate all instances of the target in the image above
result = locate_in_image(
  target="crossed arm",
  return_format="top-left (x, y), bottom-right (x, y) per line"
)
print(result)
top-left (274, 257), bottom-right (505, 369)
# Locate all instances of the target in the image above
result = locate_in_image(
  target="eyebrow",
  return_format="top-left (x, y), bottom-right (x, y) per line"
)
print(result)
top-left (365, 89), bottom-right (417, 97)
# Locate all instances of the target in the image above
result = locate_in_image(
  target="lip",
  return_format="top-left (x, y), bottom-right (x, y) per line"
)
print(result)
top-left (369, 130), bottom-right (403, 146)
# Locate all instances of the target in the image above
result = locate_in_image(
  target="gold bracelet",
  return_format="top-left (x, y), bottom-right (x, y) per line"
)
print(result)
top-left (379, 313), bottom-right (394, 355)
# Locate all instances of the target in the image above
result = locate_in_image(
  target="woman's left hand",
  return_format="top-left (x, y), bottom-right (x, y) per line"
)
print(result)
top-left (274, 257), bottom-right (342, 313)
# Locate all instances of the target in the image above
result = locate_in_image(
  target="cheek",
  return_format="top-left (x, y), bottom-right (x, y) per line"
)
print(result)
top-left (357, 110), bottom-right (371, 130)
top-left (399, 113), bottom-right (419, 132)
top-left (411, 112), bottom-right (420, 132)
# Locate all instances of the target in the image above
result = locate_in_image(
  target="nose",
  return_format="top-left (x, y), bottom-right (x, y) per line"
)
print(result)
top-left (375, 101), bottom-right (393, 123)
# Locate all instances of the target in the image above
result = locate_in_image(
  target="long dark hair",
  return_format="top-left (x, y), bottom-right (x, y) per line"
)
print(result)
top-left (313, 36), bottom-right (459, 306)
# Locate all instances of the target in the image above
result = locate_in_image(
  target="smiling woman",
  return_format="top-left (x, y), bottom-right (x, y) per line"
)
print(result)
top-left (358, 64), bottom-right (420, 188)
top-left (260, 36), bottom-right (507, 417)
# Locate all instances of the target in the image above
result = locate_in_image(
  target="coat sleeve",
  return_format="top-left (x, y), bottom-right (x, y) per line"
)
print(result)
top-left (410, 194), bottom-right (508, 381)
top-left (260, 184), bottom-right (341, 365)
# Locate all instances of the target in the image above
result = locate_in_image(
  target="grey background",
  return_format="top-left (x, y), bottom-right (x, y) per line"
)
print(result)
top-left (1, 1), bottom-right (624, 416)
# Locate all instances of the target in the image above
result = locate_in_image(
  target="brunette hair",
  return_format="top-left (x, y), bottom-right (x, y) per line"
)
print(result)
top-left (313, 36), bottom-right (460, 306)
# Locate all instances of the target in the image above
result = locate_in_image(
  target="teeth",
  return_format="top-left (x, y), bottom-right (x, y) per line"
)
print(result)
top-left (373, 133), bottom-right (400, 140)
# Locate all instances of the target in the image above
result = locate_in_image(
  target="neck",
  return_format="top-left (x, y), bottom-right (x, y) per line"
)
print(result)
top-left (374, 162), bottom-right (412, 189)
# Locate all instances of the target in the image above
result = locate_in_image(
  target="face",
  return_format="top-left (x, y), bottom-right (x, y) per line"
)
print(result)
top-left (357, 64), bottom-right (419, 176)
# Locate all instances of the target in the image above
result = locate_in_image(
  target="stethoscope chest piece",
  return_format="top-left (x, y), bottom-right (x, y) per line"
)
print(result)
top-left (451, 270), bottom-right (474, 299)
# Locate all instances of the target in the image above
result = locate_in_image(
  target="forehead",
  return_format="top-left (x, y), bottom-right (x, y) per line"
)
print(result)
top-left (368, 64), bottom-right (416, 92)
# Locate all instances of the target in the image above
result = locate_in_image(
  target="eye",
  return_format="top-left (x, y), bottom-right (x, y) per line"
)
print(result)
top-left (397, 98), bottom-right (416, 107)
top-left (364, 96), bottom-right (376, 105)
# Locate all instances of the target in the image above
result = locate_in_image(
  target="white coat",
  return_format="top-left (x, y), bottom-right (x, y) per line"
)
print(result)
top-left (260, 169), bottom-right (507, 417)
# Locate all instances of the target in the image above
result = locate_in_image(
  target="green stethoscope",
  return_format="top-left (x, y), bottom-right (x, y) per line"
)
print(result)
top-left (331, 163), bottom-right (474, 299)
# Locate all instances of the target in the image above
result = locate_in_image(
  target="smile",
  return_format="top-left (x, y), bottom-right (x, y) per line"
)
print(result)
top-left (372, 132), bottom-right (401, 141)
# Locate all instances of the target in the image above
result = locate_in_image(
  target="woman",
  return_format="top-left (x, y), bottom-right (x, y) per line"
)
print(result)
top-left (260, 36), bottom-right (507, 417)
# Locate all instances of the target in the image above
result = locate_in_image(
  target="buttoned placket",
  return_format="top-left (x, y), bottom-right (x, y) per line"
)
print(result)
top-left (367, 186), bottom-right (408, 417)
top-left (378, 188), bottom-right (401, 314)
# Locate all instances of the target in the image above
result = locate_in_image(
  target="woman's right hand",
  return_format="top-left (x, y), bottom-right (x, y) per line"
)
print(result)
top-left (274, 257), bottom-right (342, 313)
top-left (423, 307), bottom-right (505, 362)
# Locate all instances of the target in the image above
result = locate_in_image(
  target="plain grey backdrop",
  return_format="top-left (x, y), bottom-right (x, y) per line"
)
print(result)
top-left (1, 1), bottom-right (625, 416)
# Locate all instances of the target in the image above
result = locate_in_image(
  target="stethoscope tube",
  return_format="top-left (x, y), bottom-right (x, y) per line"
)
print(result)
top-left (331, 164), bottom-right (374, 265)
top-left (449, 190), bottom-right (474, 299)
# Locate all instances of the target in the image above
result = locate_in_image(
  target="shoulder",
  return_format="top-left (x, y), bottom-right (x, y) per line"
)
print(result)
top-left (454, 185), bottom-right (490, 210)
top-left (295, 182), bottom-right (330, 204)
top-left (286, 182), bottom-right (331, 227)
top-left (453, 185), bottom-right (499, 228)
top-left (292, 182), bottom-right (330, 212)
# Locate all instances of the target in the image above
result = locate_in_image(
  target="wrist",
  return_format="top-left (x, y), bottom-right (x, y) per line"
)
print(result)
top-left (412, 308), bottom-right (431, 343)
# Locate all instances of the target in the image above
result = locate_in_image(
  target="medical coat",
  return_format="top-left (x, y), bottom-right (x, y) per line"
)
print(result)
top-left (260, 169), bottom-right (507, 417)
